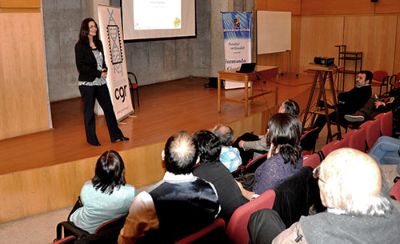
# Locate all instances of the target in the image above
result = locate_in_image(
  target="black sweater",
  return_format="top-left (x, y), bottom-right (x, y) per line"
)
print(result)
top-left (338, 85), bottom-right (372, 114)
top-left (75, 41), bottom-right (107, 82)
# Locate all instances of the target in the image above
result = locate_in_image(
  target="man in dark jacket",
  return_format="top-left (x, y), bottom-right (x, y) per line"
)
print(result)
top-left (311, 70), bottom-right (372, 140)
top-left (193, 130), bottom-right (248, 221)
top-left (344, 87), bottom-right (400, 123)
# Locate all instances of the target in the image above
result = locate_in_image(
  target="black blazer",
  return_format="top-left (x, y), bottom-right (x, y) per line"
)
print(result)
top-left (75, 41), bottom-right (108, 82)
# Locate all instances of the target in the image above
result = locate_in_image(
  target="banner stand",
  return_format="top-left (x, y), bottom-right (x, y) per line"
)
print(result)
top-left (222, 12), bottom-right (253, 90)
top-left (97, 5), bottom-right (134, 121)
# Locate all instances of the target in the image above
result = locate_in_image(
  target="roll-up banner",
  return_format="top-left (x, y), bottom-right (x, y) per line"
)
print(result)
top-left (222, 12), bottom-right (253, 89)
top-left (98, 5), bottom-right (133, 121)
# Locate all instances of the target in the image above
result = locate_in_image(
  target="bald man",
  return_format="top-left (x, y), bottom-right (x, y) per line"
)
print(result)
top-left (272, 148), bottom-right (400, 244)
top-left (118, 132), bottom-right (220, 243)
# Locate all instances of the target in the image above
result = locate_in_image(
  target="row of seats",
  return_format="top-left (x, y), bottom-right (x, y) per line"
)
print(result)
top-left (54, 216), bottom-right (227, 244)
top-left (304, 110), bottom-right (400, 199)
top-left (54, 111), bottom-right (396, 244)
top-left (304, 110), bottom-right (393, 170)
top-left (372, 70), bottom-right (400, 96)
top-left (216, 111), bottom-right (397, 244)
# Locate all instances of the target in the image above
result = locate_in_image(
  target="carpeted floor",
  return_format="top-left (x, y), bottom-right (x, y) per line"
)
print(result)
top-left (0, 207), bottom-right (71, 244)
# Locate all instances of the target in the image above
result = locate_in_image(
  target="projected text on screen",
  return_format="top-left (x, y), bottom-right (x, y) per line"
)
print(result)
top-left (134, 0), bottom-right (181, 30)
top-left (122, 0), bottom-right (195, 40)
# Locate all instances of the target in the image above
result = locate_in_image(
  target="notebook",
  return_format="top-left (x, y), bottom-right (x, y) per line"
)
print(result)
top-left (236, 63), bottom-right (256, 73)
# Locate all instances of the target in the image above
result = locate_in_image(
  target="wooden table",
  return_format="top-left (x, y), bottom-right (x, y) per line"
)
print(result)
top-left (217, 65), bottom-right (278, 116)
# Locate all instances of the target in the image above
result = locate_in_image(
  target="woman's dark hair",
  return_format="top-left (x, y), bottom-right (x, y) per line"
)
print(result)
top-left (78, 17), bottom-right (101, 47)
top-left (266, 113), bottom-right (302, 165)
top-left (282, 99), bottom-right (300, 117)
top-left (92, 150), bottom-right (126, 194)
top-left (193, 130), bottom-right (222, 163)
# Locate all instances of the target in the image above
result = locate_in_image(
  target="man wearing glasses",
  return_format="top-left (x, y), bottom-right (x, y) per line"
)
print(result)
top-left (272, 148), bottom-right (400, 243)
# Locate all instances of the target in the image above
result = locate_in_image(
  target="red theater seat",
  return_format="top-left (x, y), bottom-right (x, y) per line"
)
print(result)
top-left (345, 127), bottom-right (367, 152)
top-left (360, 119), bottom-right (381, 151)
top-left (226, 189), bottom-right (275, 244)
top-left (175, 218), bottom-right (226, 244)
top-left (303, 153), bottom-right (321, 169)
top-left (390, 179), bottom-right (400, 201)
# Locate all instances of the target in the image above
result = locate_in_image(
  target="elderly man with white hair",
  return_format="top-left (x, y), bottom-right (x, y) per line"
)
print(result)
top-left (271, 148), bottom-right (400, 244)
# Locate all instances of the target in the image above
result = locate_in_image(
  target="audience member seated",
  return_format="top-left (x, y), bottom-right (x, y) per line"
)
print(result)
top-left (369, 136), bottom-right (400, 165)
top-left (272, 148), bottom-right (400, 243)
top-left (212, 124), bottom-right (242, 172)
top-left (272, 166), bottom-right (325, 228)
top-left (311, 70), bottom-right (372, 138)
top-left (193, 130), bottom-right (248, 221)
top-left (118, 132), bottom-right (220, 243)
top-left (344, 88), bottom-right (400, 123)
top-left (248, 166), bottom-right (325, 244)
top-left (236, 99), bottom-right (300, 161)
top-left (237, 113), bottom-right (303, 199)
top-left (69, 150), bottom-right (136, 234)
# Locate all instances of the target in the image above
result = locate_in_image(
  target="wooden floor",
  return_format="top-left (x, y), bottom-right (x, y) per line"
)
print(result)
top-left (0, 75), bottom-right (313, 176)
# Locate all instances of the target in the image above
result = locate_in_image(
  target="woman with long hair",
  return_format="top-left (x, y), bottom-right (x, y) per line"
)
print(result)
top-left (75, 18), bottom-right (128, 146)
top-left (238, 113), bottom-right (303, 199)
top-left (69, 150), bottom-right (135, 233)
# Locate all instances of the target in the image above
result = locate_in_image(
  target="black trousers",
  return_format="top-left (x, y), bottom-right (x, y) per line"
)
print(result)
top-left (248, 209), bottom-right (286, 244)
top-left (232, 132), bottom-right (263, 165)
top-left (79, 84), bottom-right (123, 144)
top-left (359, 97), bottom-right (380, 120)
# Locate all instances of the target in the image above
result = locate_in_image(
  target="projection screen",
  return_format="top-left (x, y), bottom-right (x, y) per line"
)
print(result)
top-left (122, 0), bottom-right (196, 40)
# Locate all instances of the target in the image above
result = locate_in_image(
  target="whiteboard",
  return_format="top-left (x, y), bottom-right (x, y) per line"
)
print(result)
top-left (257, 11), bottom-right (291, 54)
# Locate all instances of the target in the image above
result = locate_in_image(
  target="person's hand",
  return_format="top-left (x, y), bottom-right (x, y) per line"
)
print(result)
top-left (101, 71), bottom-right (107, 79)
top-left (236, 180), bottom-right (244, 190)
top-left (374, 101), bottom-right (385, 108)
top-left (238, 140), bottom-right (245, 148)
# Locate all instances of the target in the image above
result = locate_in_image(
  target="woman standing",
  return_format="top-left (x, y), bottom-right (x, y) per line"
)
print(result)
top-left (75, 18), bottom-right (128, 146)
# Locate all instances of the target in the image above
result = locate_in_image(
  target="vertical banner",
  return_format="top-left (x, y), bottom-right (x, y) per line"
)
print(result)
top-left (98, 5), bottom-right (134, 121)
top-left (222, 12), bottom-right (253, 89)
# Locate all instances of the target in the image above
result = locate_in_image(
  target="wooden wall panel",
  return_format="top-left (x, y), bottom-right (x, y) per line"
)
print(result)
top-left (302, 0), bottom-right (374, 16)
top-left (375, 0), bottom-right (400, 14)
top-left (0, 0), bottom-right (40, 9)
top-left (290, 16), bottom-right (301, 74)
top-left (393, 15), bottom-right (400, 73)
top-left (0, 142), bottom-right (165, 223)
top-left (0, 13), bottom-right (51, 140)
top-left (256, 0), bottom-right (301, 15)
top-left (343, 15), bottom-right (397, 74)
top-left (299, 16), bottom-right (344, 73)
top-left (0, 110), bottom-right (266, 223)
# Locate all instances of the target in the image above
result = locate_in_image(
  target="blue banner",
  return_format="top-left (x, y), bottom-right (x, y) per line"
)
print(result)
top-left (222, 12), bottom-right (253, 89)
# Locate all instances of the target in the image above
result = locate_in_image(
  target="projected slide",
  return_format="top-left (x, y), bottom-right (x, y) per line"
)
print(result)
top-left (134, 0), bottom-right (181, 30)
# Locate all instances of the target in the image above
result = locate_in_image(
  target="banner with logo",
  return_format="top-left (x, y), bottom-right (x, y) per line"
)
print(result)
top-left (222, 12), bottom-right (252, 89)
top-left (98, 5), bottom-right (133, 121)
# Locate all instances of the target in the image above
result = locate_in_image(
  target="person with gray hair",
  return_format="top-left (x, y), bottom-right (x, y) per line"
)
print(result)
top-left (212, 124), bottom-right (242, 172)
top-left (118, 131), bottom-right (220, 243)
top-left (238, 99), bottom-right (300, 152)
top-left (271, 148), bottom-right (400, 244)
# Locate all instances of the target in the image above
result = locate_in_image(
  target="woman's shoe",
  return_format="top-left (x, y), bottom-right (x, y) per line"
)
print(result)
top-left (112, 136), bottom-right (129, 143)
